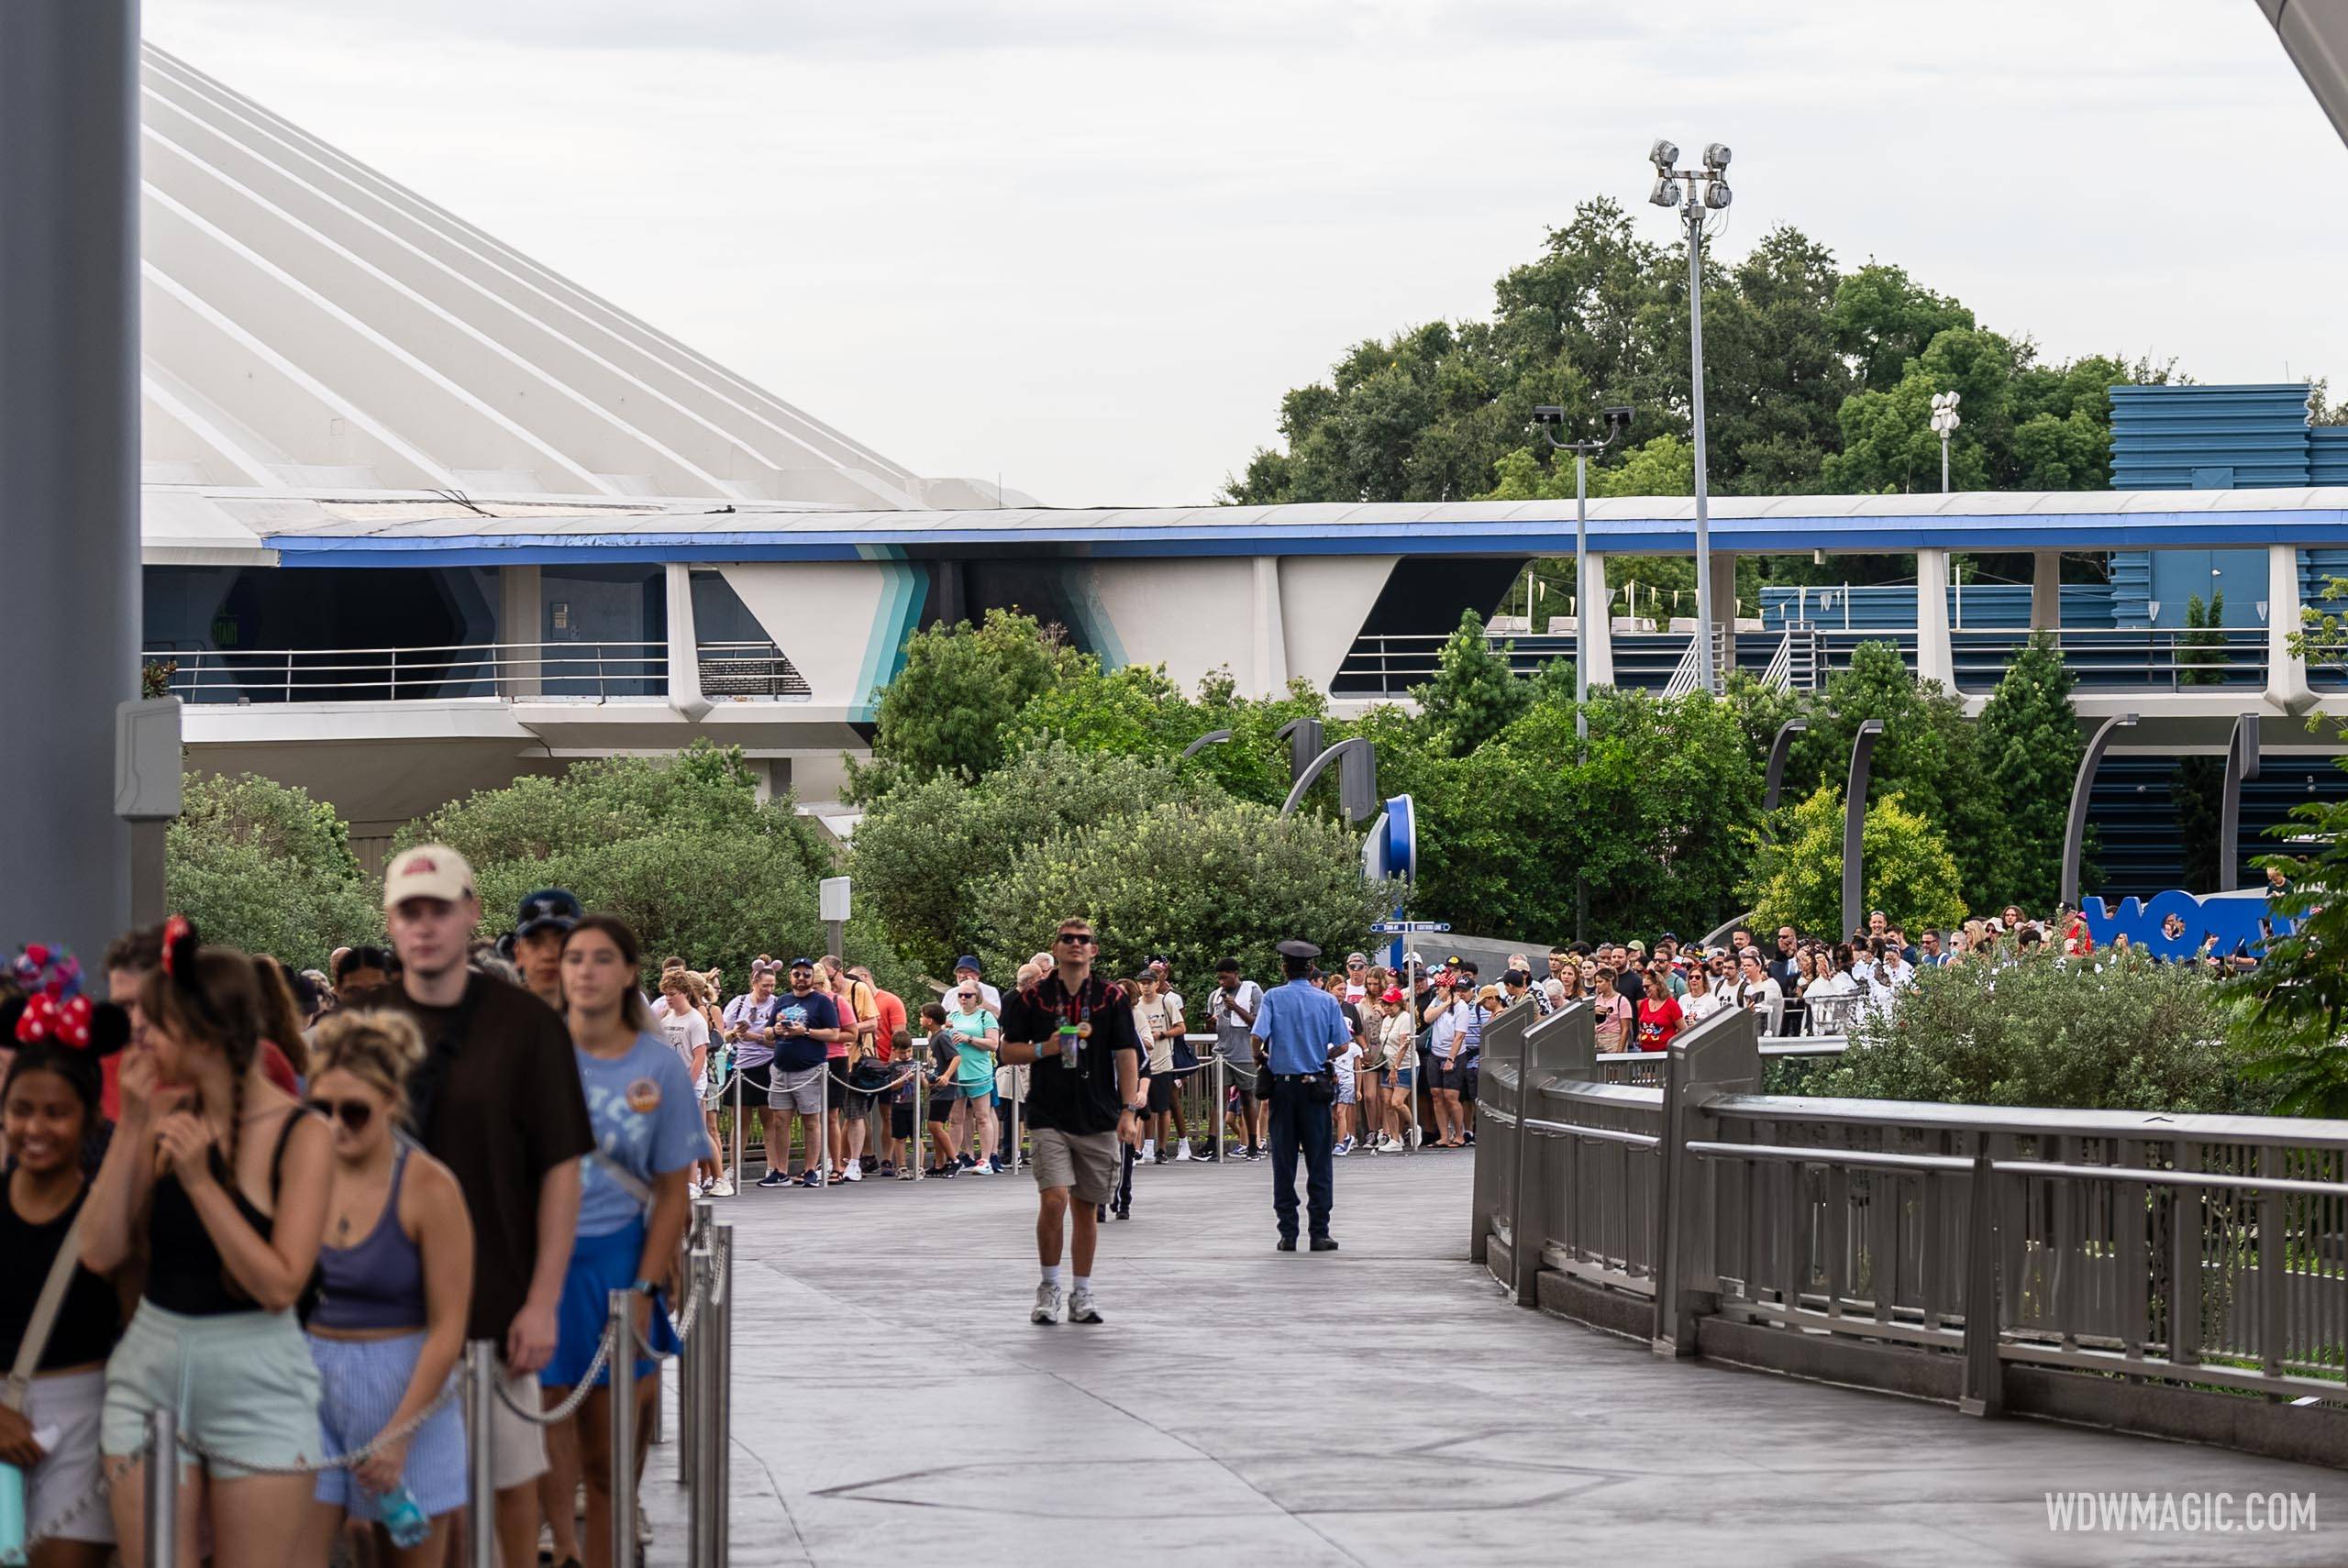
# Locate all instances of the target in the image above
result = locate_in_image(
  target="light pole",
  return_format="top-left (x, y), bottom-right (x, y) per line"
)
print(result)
top-left (1931, 391), bottom-right (1961, 493)
top-left (1531, 403), bottom-right (1634, 748)
top-left (1647, 138), bottom-right (1733, 695)
top-left (1530, 404), bottom-right (1631, 945)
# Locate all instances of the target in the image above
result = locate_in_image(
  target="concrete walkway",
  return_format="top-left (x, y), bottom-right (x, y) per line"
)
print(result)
top-left (643, 1148), bottom-right (2348, 1567)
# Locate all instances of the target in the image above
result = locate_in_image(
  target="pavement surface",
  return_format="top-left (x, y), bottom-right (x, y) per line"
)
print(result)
top-left (642, 1143), bottom-right (2348, 1567)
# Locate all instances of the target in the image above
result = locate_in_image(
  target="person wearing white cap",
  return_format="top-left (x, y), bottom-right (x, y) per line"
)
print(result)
top-left (364, 845), bottom-right (594, 1568)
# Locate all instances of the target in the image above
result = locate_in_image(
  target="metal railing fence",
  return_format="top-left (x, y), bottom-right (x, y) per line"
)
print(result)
top-left (1472, 1000), bottom-right (2348, 1456)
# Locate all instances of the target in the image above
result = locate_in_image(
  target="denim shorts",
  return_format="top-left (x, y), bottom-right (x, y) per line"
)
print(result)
top-left (545, 1219), bottom-right (678, 1390)
top-left (307, 1331), bottom-right (466, 1518)
top-left (103, 1301), bottom-right (324, 1480)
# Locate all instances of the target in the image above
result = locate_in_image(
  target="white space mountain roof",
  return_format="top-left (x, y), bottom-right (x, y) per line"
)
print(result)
top-left (139, 44), bottom-right (1020, 560)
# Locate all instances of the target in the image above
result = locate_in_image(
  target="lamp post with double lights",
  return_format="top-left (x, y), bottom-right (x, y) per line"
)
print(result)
top-left (1931, 391), bottom-right (1961, 493)
top-left (1647, 138), bottom-right (1733, 695)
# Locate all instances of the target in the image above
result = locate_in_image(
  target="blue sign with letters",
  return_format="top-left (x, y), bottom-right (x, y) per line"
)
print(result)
top-left (2078, 888), bottom-right (2291, 959)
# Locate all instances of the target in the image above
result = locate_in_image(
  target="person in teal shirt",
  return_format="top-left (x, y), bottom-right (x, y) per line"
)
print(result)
top-left (945, 983), bottom-right (1002, 1173)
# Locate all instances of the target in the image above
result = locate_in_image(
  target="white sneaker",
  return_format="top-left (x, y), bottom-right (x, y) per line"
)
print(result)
top-left (967, 1161), bottom-right (992, 1176)
top-left (1067, 1286), bottom-right (1102, 1324)
top-left (1176, 1140), bottom-right (1193, 1162)
top-left (1032, 1282), bottom-right (1063, 1324)
top-left (844, 1163), bottom-right (863, 1182)
top-left (1334, 1140), bottom-right (1350, 1157)
top-left (1140, 1139), bottom-right (1156, 1162)
top-left (709, 1176), bottom-right (736, 1197)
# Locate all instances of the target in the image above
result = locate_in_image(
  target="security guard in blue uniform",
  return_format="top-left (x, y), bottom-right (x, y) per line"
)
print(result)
top-left (1251, 938), bottom-right (1348, 1252)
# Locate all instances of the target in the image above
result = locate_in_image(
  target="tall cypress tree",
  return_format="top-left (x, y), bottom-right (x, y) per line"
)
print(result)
top-left (1973, 632), bottom-right (2084, 911)
top-left (1415, 609), bottom-right (1530, 756)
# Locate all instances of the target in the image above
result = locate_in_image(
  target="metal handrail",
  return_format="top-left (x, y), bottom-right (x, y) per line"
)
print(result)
top-left (1705, 1091), bottom-right (2348, 1149)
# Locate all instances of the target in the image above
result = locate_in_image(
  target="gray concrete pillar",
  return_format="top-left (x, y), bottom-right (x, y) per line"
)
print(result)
top-left (666, 562), bottom-right (710, 720)
top-left (1251, 556), bottom-right (1289, 697)
top-left (2030, 551), bottom-right (2062, 632)
top-left (500, 564), bottom-right (542, 697)
top-left (0, 3), bottom-right (139, 959)
top-left (1916, 547), bottom-right (1955, 689)
top-left (2265, 543), bottom-right (2311, 711)
top-left (1579, 552), bottom-right (1615, 686)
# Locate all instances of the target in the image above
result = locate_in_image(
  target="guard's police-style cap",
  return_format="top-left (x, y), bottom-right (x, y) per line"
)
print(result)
top-left (1276, 938), bottom-right (1322, 959)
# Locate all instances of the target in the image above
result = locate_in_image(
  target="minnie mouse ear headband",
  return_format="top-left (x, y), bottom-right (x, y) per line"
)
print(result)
top-left (5, 943), bottom-right (131, 1055)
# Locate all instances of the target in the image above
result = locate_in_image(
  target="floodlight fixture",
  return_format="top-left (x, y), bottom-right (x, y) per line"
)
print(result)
top-left (1649, 175), bottom-right (1682, 208)
top-left (1649, 138), bottom-right (1679, 168)
top-left (1703, 180), bottom-right (1733, 210)
top-left (1703, 141), bottom-right (1733, 170)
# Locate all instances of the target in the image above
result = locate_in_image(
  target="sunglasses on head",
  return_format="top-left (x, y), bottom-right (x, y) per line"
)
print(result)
top-left (1055, 932), bottom-right (1094, 945)
top-left (306, 1097), bottom-right (374, 1132)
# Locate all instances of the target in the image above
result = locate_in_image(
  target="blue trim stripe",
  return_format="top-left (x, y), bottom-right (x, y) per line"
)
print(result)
top-left (847, 562), bottom-right (926, 722)
top-left (264, 505), bottom-right (2348, 569)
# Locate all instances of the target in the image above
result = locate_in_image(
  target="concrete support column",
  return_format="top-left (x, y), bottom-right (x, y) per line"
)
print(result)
top-left (0, 2), bottom-right (139, 962)
top-left (665, 562), bottom-right (710, 721)
top-left (1579, 551), bottom-right (1615, 687)
top-left (499, 564), bottom-right (541, 697)
top-left (1250, 556), bottom-right (1289, 697)
top-left (2030, 551), bottom-right (2062, 632)
top-left (1915, 547), bottom-right (1955, 689)
top-left (2265, 544), bottom-right (2311, 711)
top-left (1709, 550), bottom-right (1737, 688)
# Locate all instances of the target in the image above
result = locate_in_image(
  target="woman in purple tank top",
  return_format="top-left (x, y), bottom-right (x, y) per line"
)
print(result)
top-left (294, 1012), bottom-right (474, 1568)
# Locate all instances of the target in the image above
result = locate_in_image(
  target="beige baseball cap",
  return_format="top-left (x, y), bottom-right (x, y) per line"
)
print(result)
top-left (382, 844), bottom-right (476, 910)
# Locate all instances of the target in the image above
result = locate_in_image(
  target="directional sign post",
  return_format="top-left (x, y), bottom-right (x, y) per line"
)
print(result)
top-left (1371, 921), bottom-right (1452, 934)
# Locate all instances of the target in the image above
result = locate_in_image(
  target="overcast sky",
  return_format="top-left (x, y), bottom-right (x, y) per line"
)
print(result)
top-left (148, 1), bottom-right (2345, 507)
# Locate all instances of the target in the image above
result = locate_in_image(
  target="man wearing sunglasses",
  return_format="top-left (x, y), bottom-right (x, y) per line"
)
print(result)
top-left (998, 918), bottom-right (1144, 1325)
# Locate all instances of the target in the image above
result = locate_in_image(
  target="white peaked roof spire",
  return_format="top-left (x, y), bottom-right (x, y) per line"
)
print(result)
top-left (138, 42), bottom-right (1013, 537)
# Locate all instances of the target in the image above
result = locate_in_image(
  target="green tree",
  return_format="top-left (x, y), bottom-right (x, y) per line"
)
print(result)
top-left (1821, 954), bottom-right (2255, 1113)
top-left (968, 799), bottom-right (1390, 987)
top-left (1413, 610), bottom-right (1529, 756)
top-left (1971, 633), bottom-right (2084, 911)
top-left (1827, 263), bottom-right (1976, 395)
top-left (1740, 786), bottom-right (1967, 939)
top-left (1789, 640), bottom-right (1978, 832)
top-left (167, 773), bottom-right (382, 972)
top-left (851, 609), bottom-right (1079, 797)
top-left (1008, 663), bottom-right (1329, 811)
top-left (398, 743), bottom-right (881, 994)
top-left (847, 744), bottom-right (1214, 980)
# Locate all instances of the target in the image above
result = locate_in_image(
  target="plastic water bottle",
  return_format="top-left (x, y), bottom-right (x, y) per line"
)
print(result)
top-left (376, 1483), bottom-right (430, 1549)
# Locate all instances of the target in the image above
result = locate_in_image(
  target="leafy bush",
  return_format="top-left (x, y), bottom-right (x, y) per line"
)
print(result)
top-left (168, 773), bottom-right (382, 972)
top-left (849, 609), bottom-right (1079, 799)
top-left (1741, 786), bottom-right (1966, 939)
top-left (968, 798), bottom-right (1391, 985)
top-left (1817, 954), bottom-right (2263, 1114)
top-left (397, 743), bottom-right (899, 993)
top-left (847, 743), bottom-right (1216, 979)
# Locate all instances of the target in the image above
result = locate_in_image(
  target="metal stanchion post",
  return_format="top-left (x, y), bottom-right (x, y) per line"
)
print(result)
top-left (730, 1066), bottom-right (746, 1189)
top-left (1213, 1054), bottom-right (1225, 1163)
top-left (914, 1059), bottom-right (927, 1182)
top-left (1006, 1073), bottom-right (1019, 1172)
top-left (144, 1407), bottom-right (177, 1568)
top-left (463, 1340), bottom-right (498, 1568)
top-left (711, 1220), bottom-right (734, 1566)
top-left (609, 1291), bottom-right (637, 1568)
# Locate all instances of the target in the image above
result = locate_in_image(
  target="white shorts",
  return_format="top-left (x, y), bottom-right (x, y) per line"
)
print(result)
top-left (489, 1364), bottom-right (549, 1490)
top-left (26, 1368), bottom-right (114, 1544)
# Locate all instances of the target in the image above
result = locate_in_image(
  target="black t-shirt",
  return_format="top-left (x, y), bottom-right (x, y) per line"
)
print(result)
top-left (362, 975), bottom-right (594, 1342)
top-left (1000, 971), bottom-right (1142, 1136)
top-left (0, 1183), bottom-right (121, 1372)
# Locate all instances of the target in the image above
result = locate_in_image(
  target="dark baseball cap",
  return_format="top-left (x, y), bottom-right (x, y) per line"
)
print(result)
top-left (515, 889), bottom-right (582, 937)
top-left (788, 956), bottom-right (816, 971)
top-left (954, 955), bottom-right (982, 973)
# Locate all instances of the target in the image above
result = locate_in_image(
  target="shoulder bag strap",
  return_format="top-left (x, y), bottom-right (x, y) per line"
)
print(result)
top-left (6, 1206), bottom-right (93, 1413)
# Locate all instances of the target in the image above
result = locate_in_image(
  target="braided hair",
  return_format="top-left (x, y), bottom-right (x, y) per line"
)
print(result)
top-left (138, 918), bottom-right (265, 1176)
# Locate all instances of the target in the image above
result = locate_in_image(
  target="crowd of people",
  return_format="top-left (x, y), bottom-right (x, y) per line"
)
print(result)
top-left (0, 861), bottom-right (2191, 1567)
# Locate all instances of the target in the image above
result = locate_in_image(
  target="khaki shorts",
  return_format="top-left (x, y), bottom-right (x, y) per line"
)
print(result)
top-left (1030, 1127), bottom-right (1119, 1204)
top-left (491, 1364), bottom-right (550, 1490)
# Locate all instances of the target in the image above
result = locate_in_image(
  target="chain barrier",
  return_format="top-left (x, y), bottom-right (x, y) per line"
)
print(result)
top-left (493, 1320), bottom-right (615, 1426)
top-left (18, 1446), bottom-right (139, 1556)
top-left (169, 1368), bottom-right (464, 1478)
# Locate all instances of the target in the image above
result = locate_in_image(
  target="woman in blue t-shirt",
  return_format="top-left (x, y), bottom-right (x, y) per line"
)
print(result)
top-left (551, 916), bottom-right (701, 1568)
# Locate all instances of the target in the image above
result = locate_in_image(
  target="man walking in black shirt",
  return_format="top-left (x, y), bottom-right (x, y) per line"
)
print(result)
top-left (998, 917), bottom-right (1144, 1326)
